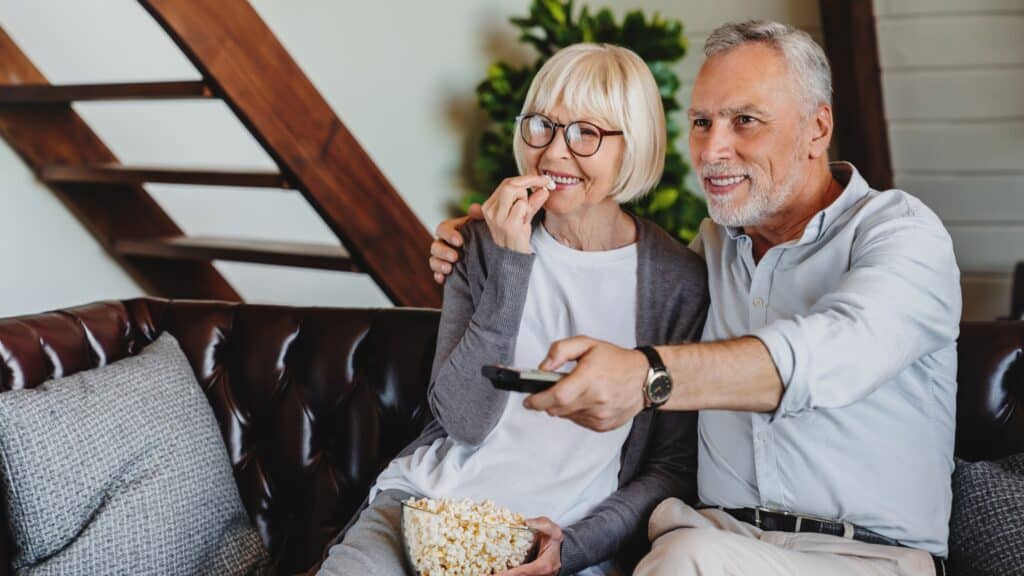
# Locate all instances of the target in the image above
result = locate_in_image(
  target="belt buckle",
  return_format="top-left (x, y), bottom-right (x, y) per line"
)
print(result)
top-left (753, 506), bottom-right (789, 529)
top-left (753, 507), bottom-right (842, 535)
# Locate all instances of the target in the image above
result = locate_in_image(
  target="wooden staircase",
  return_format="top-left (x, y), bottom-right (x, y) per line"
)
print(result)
top-left (0, 0), bottom-right (441, 307)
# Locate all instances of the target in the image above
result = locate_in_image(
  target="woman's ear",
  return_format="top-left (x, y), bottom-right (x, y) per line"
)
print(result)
top-left (808, 104), bottom-right (833, 160)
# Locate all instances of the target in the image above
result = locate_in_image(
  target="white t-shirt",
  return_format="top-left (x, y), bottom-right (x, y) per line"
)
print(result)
top-left (372, 223), bottom-right (637, 530)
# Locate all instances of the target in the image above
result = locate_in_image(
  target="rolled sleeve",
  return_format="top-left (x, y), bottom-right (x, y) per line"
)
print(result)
top-left (751, 322), bottom-right (798, 405)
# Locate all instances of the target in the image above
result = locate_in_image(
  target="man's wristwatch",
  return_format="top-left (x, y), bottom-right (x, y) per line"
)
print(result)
top-left (636, 346), bottom-right (673, 410)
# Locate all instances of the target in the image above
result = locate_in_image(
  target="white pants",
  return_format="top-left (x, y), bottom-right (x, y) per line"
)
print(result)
top-left (634, 499), bottom-right (936, 576)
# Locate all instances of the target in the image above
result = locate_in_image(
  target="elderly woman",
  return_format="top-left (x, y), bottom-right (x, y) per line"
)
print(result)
top-left (319, 43), bottom-right (707, 576)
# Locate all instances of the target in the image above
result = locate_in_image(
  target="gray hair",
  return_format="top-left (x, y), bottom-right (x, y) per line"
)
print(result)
top-left (704, 20), bottom-right (832, 113)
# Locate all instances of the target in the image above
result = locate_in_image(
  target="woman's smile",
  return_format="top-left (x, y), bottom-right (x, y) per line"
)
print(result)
top-left (541, 168), bottom-right (584, 191)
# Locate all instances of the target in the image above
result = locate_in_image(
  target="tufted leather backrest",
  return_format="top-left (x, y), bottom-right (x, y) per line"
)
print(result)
top-left (1, 300), bottom-right (1023, 574)
top-left (955, 321), bottom-right (1024, 462)
top-left (0, 298), bottom-right (440, 576)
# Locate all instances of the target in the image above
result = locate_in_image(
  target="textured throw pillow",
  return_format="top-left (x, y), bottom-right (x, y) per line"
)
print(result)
top-left (0, 333), bottom-right (267, 575)
top-left (949, 454), bottom-right (1024, 576)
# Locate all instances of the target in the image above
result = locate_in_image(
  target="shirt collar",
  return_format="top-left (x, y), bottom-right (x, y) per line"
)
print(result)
top-left (723, 161), bottom-right (872, 244)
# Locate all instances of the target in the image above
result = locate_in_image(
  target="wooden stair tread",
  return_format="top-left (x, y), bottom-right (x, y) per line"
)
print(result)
top-left (142, 0), bottom-right (442, 307)
top-left (0, 29), bottom-right (239, 300)
top-left (115, 236), bottom-right (359, 272)
top-left (41, 164), bottom-right (294, 189)
top-left (0, 81), bottom-right (213, 102)
top-left (0, 6), bottom-right (443, 307)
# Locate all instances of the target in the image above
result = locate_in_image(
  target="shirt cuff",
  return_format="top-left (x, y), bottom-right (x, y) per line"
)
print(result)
top-left (751, 322), bottom-right (803, 419)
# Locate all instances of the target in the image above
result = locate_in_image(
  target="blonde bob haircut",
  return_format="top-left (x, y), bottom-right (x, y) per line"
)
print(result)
top-left (513, 43), bottom-right (666, 203)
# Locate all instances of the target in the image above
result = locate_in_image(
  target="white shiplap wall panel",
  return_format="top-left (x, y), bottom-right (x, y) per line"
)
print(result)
top-left (889, 122), bottom-right (1024, 172)
top-left (898, 174), bottom-right (1024, 223)
top-left (882, 69), bottom-right (1024, 120)
top-left (875, 0), bottom-right (1024, 17)
top-left (946, 225), bottom-right (1024, 273)
top-left (876, 14), bottom-right (1024, 69)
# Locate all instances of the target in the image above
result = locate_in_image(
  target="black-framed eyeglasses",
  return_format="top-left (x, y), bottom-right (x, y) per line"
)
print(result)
top-left (516, 113), bottom-right (624, 157)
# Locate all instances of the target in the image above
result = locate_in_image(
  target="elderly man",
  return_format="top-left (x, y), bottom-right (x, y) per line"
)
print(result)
top-left (430, 20), bottom-right (958, 576)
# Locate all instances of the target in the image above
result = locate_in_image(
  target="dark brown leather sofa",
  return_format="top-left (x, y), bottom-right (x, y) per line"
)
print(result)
top-left (0, 298), bottom-right (1021, 575)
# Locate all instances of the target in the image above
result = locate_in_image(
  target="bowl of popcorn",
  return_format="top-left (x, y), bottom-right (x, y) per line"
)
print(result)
top-left (401, 497), bottom-right (538, 575)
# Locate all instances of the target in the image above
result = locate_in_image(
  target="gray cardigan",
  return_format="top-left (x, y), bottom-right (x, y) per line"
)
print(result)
top-left (395, 216), bottom-right (708, 574)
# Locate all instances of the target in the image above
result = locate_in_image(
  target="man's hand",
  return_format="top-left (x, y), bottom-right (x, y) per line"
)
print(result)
top-left (500, 517), bottom-right (563, 576)
top-left (429, 206), bottom-right (481, 284)
top-left (525, 336), bottom-right (648, 431)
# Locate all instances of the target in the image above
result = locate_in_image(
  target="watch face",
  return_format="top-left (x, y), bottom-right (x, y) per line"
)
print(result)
top-left (648, 372), bottom-right (673, 403)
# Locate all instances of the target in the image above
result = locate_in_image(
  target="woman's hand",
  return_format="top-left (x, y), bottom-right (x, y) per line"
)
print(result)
top-left (482, 175), bottom-right (553, 253)
top-left (501, 516), bottom-right (563, 576)
top-left (428, 175), bottom-right (551, 281)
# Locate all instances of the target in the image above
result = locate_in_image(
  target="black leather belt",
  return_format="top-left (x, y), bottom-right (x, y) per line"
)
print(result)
top-left (716, 507), bottom-right (946, 576)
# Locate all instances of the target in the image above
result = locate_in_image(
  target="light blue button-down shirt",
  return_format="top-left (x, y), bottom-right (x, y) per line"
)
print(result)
top-left (691, 162), bottom-right (961, 556)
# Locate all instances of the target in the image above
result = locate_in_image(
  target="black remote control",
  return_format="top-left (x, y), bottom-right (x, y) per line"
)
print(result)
top-left (481, 365), bottom-right (564, 394)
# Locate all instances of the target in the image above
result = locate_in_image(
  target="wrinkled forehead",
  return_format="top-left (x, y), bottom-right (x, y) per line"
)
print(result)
top-left (689, 44), bottom-right (801, 115)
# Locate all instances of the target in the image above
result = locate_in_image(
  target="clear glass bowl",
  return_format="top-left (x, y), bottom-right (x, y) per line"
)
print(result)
top-left (400, 501), bottom-right (538, 575)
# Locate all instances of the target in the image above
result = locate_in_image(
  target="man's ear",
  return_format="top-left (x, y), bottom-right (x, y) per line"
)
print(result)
top-left (808, 104), bottom-right (833, 159)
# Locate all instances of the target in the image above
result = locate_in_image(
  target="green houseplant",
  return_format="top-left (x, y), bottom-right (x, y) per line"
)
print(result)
top-left (464, 0), bottom-right (707, 242)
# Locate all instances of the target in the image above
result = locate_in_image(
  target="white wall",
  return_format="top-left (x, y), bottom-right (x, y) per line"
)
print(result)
top-left (0, 136), bottom-right (142, 318)
top-left (874, 0), bottom-right (1024, 319)
top-left (0, 0), bottom-right (818, 318)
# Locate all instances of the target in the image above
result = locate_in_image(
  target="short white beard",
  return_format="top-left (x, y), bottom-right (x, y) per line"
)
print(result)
top-left (702, 162), bottom-right (801, 228)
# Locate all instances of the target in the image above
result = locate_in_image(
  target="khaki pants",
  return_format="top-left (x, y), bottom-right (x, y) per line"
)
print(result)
top-left (634, 499), bottom-right (936, 576)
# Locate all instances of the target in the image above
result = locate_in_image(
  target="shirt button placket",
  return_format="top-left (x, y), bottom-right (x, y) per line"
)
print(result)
top-left (738, 240), bottom-right (778, 509)
top-left (752, 251), bottom-right (783, 327)
top-left (752, 416), bottom-right (782, 509)
top-left (748, 259), bottom-right (771, 329)
top-left (750, 251), bottom-right (782, 509)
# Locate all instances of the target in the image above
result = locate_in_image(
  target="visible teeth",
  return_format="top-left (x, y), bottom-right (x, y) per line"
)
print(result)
top-left (709, 175), bottom-right (746, 186)
top-left (543, 171), bottom-right (582, 185)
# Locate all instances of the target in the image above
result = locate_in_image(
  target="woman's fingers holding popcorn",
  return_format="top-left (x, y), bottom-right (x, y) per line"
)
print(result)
top-left (489, 183), bottom-right (526, 222)
top-left (503, 174), bottom-right (557, 196)
top-left (526, 186), bottom-right (550, 217)
top-left (489, 175), bottom-right (552, 219)
top-left (483, 175), bottom-right (554, 253)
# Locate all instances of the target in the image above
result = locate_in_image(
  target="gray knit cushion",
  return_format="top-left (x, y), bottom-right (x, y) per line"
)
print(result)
top-left (949, 454), bottom-right (1024, 576)
top-left (0, 333), bottom-right (267, 575)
